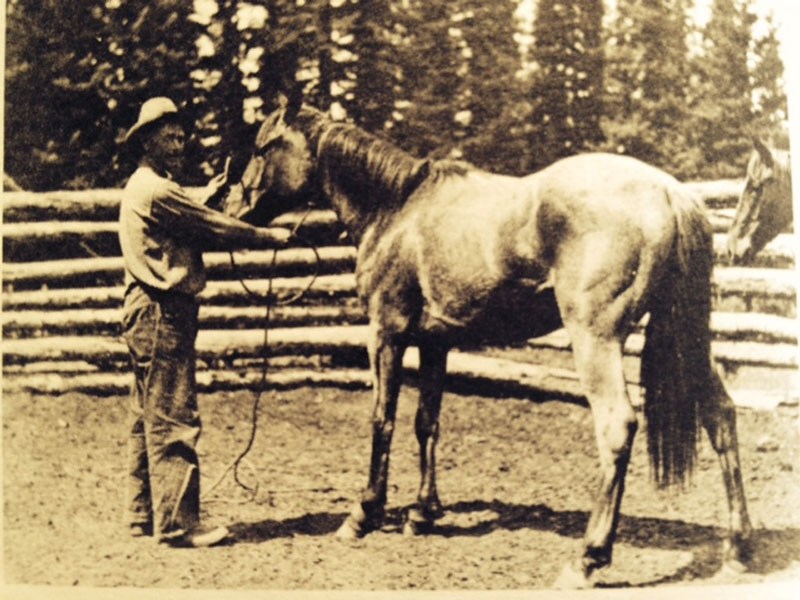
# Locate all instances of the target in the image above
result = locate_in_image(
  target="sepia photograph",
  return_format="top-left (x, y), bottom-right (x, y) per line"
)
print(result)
top-left (2, 0), bottom-right (798, 597)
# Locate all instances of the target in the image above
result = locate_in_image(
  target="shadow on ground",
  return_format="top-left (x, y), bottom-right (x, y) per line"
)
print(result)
top-left (230, 498), bottom-right (800, 586)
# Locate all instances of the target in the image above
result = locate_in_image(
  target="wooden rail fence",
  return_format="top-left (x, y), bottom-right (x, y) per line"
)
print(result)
top-left (2, 180), bottom-right (797, 409)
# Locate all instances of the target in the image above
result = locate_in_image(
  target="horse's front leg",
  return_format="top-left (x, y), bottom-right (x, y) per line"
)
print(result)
top-left (404, 339), bottom-right (448, 536)
top-left (336, 325), bottom-right (407, 539)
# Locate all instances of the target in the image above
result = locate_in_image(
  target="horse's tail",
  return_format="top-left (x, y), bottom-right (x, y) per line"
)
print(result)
top-left (641, 183), bottom-right (715, 487)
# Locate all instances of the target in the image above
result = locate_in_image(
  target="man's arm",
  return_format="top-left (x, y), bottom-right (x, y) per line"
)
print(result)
top-left (153, 180), bottom-right (290, 250)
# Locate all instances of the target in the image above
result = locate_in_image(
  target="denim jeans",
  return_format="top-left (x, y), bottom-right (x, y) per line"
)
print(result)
top-left (122, 284), bottom-right (202, 539)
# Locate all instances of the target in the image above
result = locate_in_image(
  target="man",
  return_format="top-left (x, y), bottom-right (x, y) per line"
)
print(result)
top-left (119, 97), bottom-right (290, 547)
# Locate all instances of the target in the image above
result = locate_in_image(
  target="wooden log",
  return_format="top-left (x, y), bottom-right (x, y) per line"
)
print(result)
top-left (710, 312), bottom-right (798, 344)
top-left (2, 308), bottom-right (122, 336)
top-left (1, 211), bottom-right (347, 262)
top-left (4, 318), bottom-right (796, 372)
top-left (620, 311), bottom-right (797, 344)
top-left (2, 246), bottom-right (357, 287)
top-left (0, 326), bottom-right (371, 366)
top-left (685, 179), bottom-right (743, 208)
top-left (2, 189), bottom-right (122, 222)
top-left (3, 255), bottom-right (124, 287)
top-left (526, 329), bottom-right (798, 368)
top-left (1, 221), bottom-right (118, 240)
top-left (712, 232), bottom-right (795, 269)
top-left (2, 368), bottom-right (375, 397)
top-left (2, 304), bottom-right (368, 336)
top-left (712, 267), bottom-right (797, 318)
top-left (708, 208), bottom-right (734, 234)
top-left (2, 274), bottom-right (359, 309)
top-left (202, 273), bottom-right (358, 305)
top-left (2, 360), bottom-right (102, 374)
top-left (203, 246), bottom-right (356, 278)
top-left (2, 285), bottom-right (126, 310)
top-left (712, 266), bottom-right (797, 299)
top-left (1, 187), bottom-right (339, 226)
top-left (1, 222), bottom-right (121, 262)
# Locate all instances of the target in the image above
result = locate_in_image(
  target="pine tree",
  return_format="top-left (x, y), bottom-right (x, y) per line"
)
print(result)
top-left (457, 0), bottom-right (533, 174)
top-left (750, 15), bottom-right (788, 145)
top-left (528, 0), bottom-right (605, 170)
top-left (600, 0), bottom-right (701, 178)
top-left (386, 0), bottom-right (462, 158)
top-left (5, 0), bottom-right (200, 189)
top-left (348, 0), bottom-right (399, 134)
top-left (690, 0), bottom-right (757, 178)
top-left (190, 0), bottom-right (308, 182)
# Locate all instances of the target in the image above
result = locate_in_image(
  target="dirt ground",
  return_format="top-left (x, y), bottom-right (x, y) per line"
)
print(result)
top-left (3, 384), bottom-right (800, 592)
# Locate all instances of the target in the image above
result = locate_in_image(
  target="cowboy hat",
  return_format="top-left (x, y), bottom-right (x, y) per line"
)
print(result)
top-left (124, 97), bottom-right (180, 144)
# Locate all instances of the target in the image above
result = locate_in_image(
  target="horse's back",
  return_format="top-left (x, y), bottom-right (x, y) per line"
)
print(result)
top-left (536, 153), bottom-right (684, 216)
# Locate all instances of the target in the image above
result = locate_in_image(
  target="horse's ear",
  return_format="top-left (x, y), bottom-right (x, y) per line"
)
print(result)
top-left (753, 137), bottom-right (774, 168)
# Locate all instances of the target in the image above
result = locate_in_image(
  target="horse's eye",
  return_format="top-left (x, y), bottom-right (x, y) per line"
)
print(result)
top-left (748, 180), bottom-right (764, 194)
top-left (259, 135), bottom-right (284, 153)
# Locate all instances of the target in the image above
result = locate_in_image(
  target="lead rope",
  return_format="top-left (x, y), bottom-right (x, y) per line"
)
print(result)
top-left (202, 204), bottom-right (319, 503)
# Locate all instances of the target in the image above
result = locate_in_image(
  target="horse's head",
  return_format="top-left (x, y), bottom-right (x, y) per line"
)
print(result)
top-left (727, 138), bottom-right (792, 264)
top-left (222, 91), bottom-right (317, 226)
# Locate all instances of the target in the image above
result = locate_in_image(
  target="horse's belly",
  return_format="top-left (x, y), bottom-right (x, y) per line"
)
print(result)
top-left (420, 278), bottom-right (562, 346)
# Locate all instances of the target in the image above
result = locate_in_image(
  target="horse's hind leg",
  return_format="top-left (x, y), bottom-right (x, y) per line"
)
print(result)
top-left (701, 366), bottom-right (753, 569)
top-left (404, 339), bottom-right (448, 536)
top-left (555, 330), bottom-right (638, 589)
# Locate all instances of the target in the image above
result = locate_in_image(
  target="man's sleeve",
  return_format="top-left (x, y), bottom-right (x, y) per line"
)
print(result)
top-left (152, 181), bottom-right (280, 250)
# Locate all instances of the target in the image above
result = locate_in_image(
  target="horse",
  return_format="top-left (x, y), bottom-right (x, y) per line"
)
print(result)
top-left (727, 138), bottom-right (793, 264)
top-left (222, 94), bottom-right (753, 588)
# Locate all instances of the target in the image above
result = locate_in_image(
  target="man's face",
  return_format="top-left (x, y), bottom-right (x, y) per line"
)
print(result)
top-left (142, 121), bottom-right (186, 174)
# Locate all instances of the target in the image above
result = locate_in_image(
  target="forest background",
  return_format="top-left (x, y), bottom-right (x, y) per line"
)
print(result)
top-left (3, 0), bottom-right (790, 192)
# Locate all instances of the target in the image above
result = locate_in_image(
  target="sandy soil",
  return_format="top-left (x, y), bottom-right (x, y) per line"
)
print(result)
top-left (3, 385), bottom-right (800, 591)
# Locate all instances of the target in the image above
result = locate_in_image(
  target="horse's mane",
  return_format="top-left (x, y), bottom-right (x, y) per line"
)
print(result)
top-left (295, 107), bottom-right (474, 211)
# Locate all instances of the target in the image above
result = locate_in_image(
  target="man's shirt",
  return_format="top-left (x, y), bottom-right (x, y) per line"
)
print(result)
top-left (119, 166), bottom-right (268, 295)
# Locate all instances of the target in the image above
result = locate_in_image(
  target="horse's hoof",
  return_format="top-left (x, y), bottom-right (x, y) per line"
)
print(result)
top-left (335, 518), bottom-right (363, 540)
top-left (403, 507), bottom-right (436, 537)
top-left (722, 534), bottom-right (754, 567)
top-left (552, 563), bottom-right (593, 590)
top-left (720, 559), bottom-right (748, 577)
top-left (402, 520), bottom-right (419, 537)
top-left (402, 518), bottom-right (434, 537)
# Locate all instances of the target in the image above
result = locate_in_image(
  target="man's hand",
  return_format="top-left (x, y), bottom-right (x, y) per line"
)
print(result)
top-left (257, 226), bottom-right (292, 248)
top-left (202, 157), bottom-right (231, 205)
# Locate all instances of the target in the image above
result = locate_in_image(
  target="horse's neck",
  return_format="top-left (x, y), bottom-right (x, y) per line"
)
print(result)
top-left (327, 186), bottom-right (380, 244)
top-left (314, 122), bottom-right (427, 243)
top-left (773, 151), bottom-right (793, 221)
top-left (776, 151), bottom-right (792, 191)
